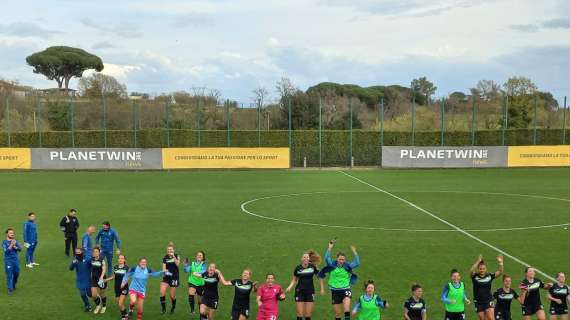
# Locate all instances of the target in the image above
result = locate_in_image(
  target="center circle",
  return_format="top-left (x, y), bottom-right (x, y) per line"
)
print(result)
top-left (240, 191), bottom-right (570, 232)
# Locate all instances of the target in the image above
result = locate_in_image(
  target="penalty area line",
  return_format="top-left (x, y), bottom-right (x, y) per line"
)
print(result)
top-left (339, 170), bottom-right (556, 282)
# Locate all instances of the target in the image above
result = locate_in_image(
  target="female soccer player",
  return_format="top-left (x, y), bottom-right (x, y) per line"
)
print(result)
top-left (121, 257), bottom-right (164, 320)
top-left (3, 228), bottom-right (21, 294)
top-left (105, 254), bottom-right (129, 320)
top-left (256, 273), bottom-right (285, 320)
top-left (223, 269), bottom-right (257, 320)
top-left (493, 275), bottom-right (520, 320)
top-left (69, 247), bottom-right (92, 312)
top-left (441, 269), bottom-right (471, 320)
top-left (91, 246), bottom-right (108, 314)
top-left (547, 272), bottom-right (569, 320)
top-left (184, 250), bottom-right (207, 314)
top-left (199, 263), bottom-right (228, 320)
top-left (404, 284), bottom-right (427, 320)
top-left (470, 254), bottom-right (504, 320)
top-left (285, 250), bottom-right (323, 320)
top-left (318, 240), bottom-right (360, 320)
top-left (351, 280), bottom-right (388, 320)
top-left (520, 267), bottom-right (553, 320)
top-left (160, 244), bottom-right (180, 314)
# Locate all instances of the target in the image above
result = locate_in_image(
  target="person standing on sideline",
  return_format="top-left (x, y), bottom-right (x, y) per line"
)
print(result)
top-left (95, 221), bottom-right (121, 275)
top-left (69, 247), bottom-right (93, 312)
top-left (82, 225), bottom-right (96, 260)
top-left (23, 212), bottom-right (39, 268)
top-left (60, 208), bottom-right (79, 257)
top-left (441, 269), bottom-right (471, 320)
top-left (3, 228), bottom-right (22, 294)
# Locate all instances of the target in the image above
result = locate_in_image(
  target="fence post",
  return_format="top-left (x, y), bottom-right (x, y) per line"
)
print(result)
top-left (165, 102), bottom-right (171, 147)
top-left (563, 96), bottom-right (567, 145)
top-left (501, 95), bottom-right (508, 146)
top-left (197, 98), bottom-right (201, 147)
top-left (349, 99), bottom-right (353, 168)
top-left (440, 99), bottom-right (445, 146)
top-left (319, 96), bottom-right (322, 168)
top-left (132, 100), bottom-right (137, 148)
top-left (5, 97), bottom-right (11, 147)
top-left (471, 98), bottom-right (477, 146)
top-left (70, 96), bottom-right (75, 147)
top-left (102, 95), bottom-right (108, 148)
top-left (257, 103), bottom-right (261, 147)
top-left (37, 99), bottom-right (42, 147)
top-left (288, 98), bottom-right (292, 148)
top-left (533, 95), bottom-right (538, 145)
top-left (411, 94), bottom-right (416, 146)
top-left (380, 98), bottom-right (384, 147)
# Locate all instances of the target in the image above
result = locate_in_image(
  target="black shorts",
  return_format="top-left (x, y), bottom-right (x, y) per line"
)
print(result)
top-left (550, 305), bottom-right (569, 315)
top-left (92, 279), bottom-right (108, 290)
top-left (201, 296), bottom-right (219, 309)
top-left (115, 286), bottom-right (129, 298)
top-left (189, 283), bottom-right (205, 295)
top-left (522, 304), bottom-right (543, 316)
top-left (445, 311), bottom-right (465, 320)
top-left (295, 289), bottom-right (315, 302)
top-left (162, 276), bottom-right (180, 288)
top-left (475, 301), bottom-right (495, 312)
top-left (494, 310), bottom-right (511, 320)
top-left (231, 306), bottom-right (250, 319)
top-left (331, 289), bottom-right (351, 305)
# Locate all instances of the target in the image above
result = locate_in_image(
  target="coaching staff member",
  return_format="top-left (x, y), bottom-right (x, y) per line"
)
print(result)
top-left (59, 208), bottom-right (80, 257)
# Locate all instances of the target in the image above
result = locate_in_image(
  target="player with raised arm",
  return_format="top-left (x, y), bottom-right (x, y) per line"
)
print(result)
top-left (199, 263), bottom-right (228, 320)
top-left (160, 243), bottom-right (180, 314)
top-left (493, 275), bottom-right (520, 320)
top-left (441, 269), bottom-right (471, 320)
top-left (222, 269), bottom-right (258, 320)
top-left (122, 257), bottom-right (164, 320)
top-left (285, 250), bottom-right (323, 320)
top-left (95, 221), bottom-right (121, 276)
top-left (520, 267), bottom-right (553, 320)
top-left (105, 254), bottom-right (129, 320)
top-left (470, 254), bottom-right (504, 320)
top-left (352, 280), bottom-right (389, 320)
top-left (69, 247), bottom-right (93, 312)
top-left (184, 250), bottom-right (207, 314)
top-left (547, 272), bottom-right (569, 320)
top-left (404, 284), bottom-right (427, 320)
top-left (318, 239), bottom-right (360, 320)
top-left (23, 212), bottom-right (39, 268)
top-left (3, 228), bottom-right (22, 294)
top-left (90, 246), bottom-right (108, 314)
top-left (256, 273), bottom-right (286, 320)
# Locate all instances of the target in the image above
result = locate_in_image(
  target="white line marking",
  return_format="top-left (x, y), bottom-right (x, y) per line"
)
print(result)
top-left (340, 171), bottom-right (557, 281)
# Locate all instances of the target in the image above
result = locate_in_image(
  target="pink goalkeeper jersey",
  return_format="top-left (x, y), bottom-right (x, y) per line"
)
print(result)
top-left (257, 283), bottom-right (283, 318)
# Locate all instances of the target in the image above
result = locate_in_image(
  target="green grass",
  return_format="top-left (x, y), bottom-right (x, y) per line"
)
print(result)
top-left (0, 169), bottom-right (569, 319)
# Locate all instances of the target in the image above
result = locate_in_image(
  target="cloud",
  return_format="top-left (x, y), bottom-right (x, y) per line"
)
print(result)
top-left (542, 18), bottom-right (570, 29)
top-left (169, 13), bottom-right (214, 28)
top-left (509, 24), bottom-right (540, 32)
top-left (80, 18), bottom-right (143, 38)
top-left (0, 22), bottom-right (63, 38)
top-left (92, 41), bottom-right (116, 50)
top-left (319, 0), bottom-right (494, 17)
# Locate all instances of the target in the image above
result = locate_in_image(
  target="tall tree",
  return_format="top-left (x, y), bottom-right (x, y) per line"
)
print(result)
top-left (252, 86), bottom-right (269, 109)
top-left (26, 46), bottom-right (103, 90)
top-left (473, 80), bottom-right (502, 101)
top-left (503, 76), bottom-right (538, 96)
top-left (411, 77), bottom-right (437, 104)
top-left (78, 73), bottom-right (127, 99)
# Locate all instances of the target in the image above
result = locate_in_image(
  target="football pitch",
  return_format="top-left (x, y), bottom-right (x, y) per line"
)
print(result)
top-left (1, 168), bottom-right (569, 319)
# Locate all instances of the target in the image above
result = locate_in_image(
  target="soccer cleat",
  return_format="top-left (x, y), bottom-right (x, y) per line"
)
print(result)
top-left (26, 263), bottom-right (33, 268)
top-left (84, 305), bottom-right (92, 312)
top-left (93, 304), bottom-right (102, 314)
top-left (100, 306), bottom-right (106, 314)
top-left (32, 262), bottom-right (40, 266)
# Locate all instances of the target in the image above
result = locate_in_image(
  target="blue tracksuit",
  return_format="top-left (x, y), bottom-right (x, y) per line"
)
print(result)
top-left (95, 228), bottom-right (120, 274)
top-left (69, 256), bottom-right (92, 307)
top-left (82, 233), bottom-right (93, 259)
top-left (3, 239), bottom-right (22, 291)
top-left (23, 220), bottom-right (38, 264)
top-left (122, 266), bottom-right (163, 297)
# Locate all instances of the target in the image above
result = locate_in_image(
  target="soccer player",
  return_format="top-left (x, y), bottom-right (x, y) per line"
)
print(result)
top-left (160, 243), bottom-right (180, 314)
top-left (520, 267), bottom-right (553, 320)
top-left (404, 284), bottom-right (427, 320)
top-left (121, 257), bottom-right (164, 320)
top-left (69, 247), bottom-right (93, 312)
top-left (82, 225), bottom-right (96, 259)
top-left (547, 272), bottom-right (569, 320)
top-left (223, 268), bottom-right (257, 320)
top-left (493, 275), bottom-right (520, 320)
top-left (91, 246), bottom-right (108, 314)
top-left (318, 240), bottom-right (360, 320)
top-left (59, 208), bottom-right (79, 257)
top-left (105, 254), bottom-right (129, 320)
top-left (470, 254), bottom-right (504, 320)
top-left (285, 250), bottom-right (323, 320)
top-left (351, 280), bottom-right (389, 320)
top-left (441, 269), bottom-right (471, 320)
top-left (95, 221), bottom-right (121, 275)
top-left (199, 263), bottom-right (228, 320)
top-left (3, 228), bottom-right (22, 294)
top-left (184, 250), bottom-right (207, 314)
top-left (23, 212), bottom-right (39, 268)
top-left (256, 273), bottom-right (285, 320)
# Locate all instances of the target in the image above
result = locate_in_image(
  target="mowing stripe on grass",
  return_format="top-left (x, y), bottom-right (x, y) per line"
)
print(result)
top-left (340, 170), bottom-right (556, 281)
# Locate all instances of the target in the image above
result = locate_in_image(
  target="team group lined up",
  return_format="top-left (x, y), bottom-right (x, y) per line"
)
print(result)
top-left (3, 209), bottom-right (570, 320)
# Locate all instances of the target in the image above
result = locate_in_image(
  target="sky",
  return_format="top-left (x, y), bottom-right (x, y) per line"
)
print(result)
top-left (1, 0), bottom-right (569, 103)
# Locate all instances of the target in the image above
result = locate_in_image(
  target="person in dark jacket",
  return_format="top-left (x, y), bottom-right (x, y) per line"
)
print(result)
top-left (60, 209), bottom-right (79, 257)
top-left (69, 247), bottom-right (93, 312)
top-left (23, 212), bottom-right (39, 268)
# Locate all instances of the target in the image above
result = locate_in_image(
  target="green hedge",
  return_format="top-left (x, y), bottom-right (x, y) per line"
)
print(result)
top-left (0, 129), bottom-right (567, 166)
